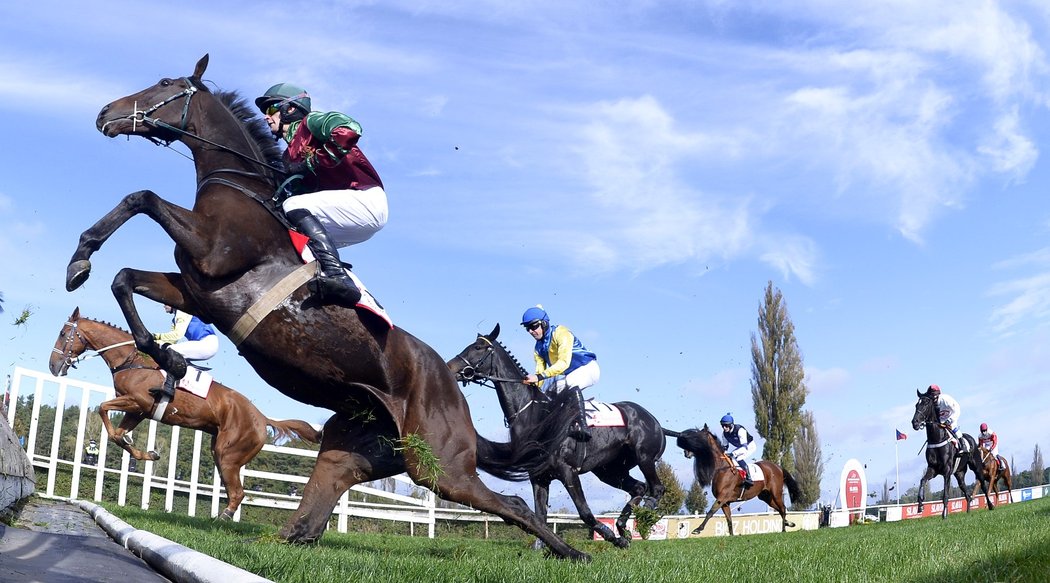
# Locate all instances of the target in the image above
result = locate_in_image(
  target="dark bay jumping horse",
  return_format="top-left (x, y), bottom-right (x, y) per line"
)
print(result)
top-left (448, 325), bottom-right (666, 549)
top-left (67, 54), bottom-right (586, 560)
top-left (49, 307), bottom-right (321, 518)
top-left (911, 390), bottom-right (977, 516)
top-left (666, 425), bottom-right (801, 536)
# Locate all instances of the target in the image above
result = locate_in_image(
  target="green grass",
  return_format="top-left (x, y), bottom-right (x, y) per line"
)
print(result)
top-left (103, 496), bottom-right (1050, 583)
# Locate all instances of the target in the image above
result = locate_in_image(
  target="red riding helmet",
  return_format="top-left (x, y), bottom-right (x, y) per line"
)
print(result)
top-left (980, 422), bottom-right (988, 432)
top-left (926, 384), bottom-right (941, 395)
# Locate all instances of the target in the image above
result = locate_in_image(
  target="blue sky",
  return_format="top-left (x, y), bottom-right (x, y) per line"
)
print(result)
top-left (2, 1), bottom-right (1050, 513)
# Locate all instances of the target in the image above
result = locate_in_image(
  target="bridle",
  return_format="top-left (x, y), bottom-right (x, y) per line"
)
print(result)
top-left (914, 396), bottom-right (955, 451)
top-left (453, 336), bottom-right (547, 426)
top-left (100, 77), bottom-right (284, 176)
top-left (52, 319), bottom-right (141, 376)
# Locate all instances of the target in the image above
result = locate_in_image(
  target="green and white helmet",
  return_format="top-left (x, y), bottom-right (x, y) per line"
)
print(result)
top-left (255, 83), bottom-right (312, 122)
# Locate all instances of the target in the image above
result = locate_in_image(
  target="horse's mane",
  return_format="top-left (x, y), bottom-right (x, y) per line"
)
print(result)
top-left (82, 317), bottom-right (132, 337)
top-left (494, 340), bottom-right (527, 376)
top-left (210, 88), bottom-right (284, 180)
top-left (678, 426), bottom-right (720, 487)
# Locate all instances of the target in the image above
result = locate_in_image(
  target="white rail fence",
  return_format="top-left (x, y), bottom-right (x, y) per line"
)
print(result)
top-left (5, 366), bottom-right (445, 537)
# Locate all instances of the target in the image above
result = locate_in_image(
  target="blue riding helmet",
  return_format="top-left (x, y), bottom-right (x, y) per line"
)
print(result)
top-left (720, 413), bottom-right (734, 426)
top-left (521, 306), bottom-right (549, 327)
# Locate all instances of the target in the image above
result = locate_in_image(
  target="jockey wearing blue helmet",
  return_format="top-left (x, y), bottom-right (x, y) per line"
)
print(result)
top-left (521, 305), bottom-right (599, 441)
top-left (719, 412), bottom-right (757, 489)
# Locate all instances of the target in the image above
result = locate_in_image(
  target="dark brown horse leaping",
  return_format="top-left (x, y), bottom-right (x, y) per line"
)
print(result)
top-left (666, 425), bottom-right (801, 536)
top-left (49, 307), bottom-right (321, 519)
top-left (66, 54), bottom-right (587, 560)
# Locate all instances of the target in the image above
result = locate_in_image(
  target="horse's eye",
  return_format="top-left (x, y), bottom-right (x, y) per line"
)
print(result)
top-left (160, 78), bottom-right (172, 86)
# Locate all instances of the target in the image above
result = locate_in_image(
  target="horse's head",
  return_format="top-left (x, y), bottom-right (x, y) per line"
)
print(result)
top-left (447, 324), bottom-right (502, 383)
top-left (97, 54), bottom-right (210, 142)
top-left (912, 389), bottom-right (938, 430)
top-left (49, 306), bottom-right (87, 377)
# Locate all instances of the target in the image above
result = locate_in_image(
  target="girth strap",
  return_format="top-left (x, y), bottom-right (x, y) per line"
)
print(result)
top-left (229, 262), bottom-right (318, 346)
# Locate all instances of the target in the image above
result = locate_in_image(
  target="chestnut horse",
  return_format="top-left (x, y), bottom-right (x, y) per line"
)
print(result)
top-left (666, 425), bottom-right (801, 535)
top-left (67, 54), bottom-right (584, 559)
top-left (448, 325), bottom-right (666, 549)
top-left (49, 307), bottom-right (321, 518)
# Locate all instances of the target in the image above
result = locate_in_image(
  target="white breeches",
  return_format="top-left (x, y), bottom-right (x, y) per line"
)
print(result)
top-left (283, 186), bottom-right (388, 248)
top-left (731, 441), bottom-right (757, 461)
top-left (170, 335), bottom-right (219, 361)
top-left (546, 360), bottom-right (601, 393)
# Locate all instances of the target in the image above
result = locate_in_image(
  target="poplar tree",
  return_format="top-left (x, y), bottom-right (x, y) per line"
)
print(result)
top-left (790, 409), bottom-right (823, 509)
top-left (684, 480), bottom-right (709, 515)
top-left (654, 460), bottom-right (686, 515)
top-left (1032, 444), bottom-right (1045, 486)
top-left (751, 280), bottom-right (808, 470)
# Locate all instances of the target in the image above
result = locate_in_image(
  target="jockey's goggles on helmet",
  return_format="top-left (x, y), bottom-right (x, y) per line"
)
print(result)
top-left (525, 321), bottom-right (543, 331)
top-left (265, 104), bottom-right (280, 116)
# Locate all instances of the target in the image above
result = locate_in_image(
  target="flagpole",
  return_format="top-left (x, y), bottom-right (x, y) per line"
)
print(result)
top-left (895, 436), bottom-right (900, 505)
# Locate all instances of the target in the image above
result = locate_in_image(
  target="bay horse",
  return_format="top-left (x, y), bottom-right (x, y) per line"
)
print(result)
top-left (448, 325), bottom-right (666, 549)
top-left (67, 54), bottom-right (586, 560)
top-left (911, 390), bottom-right (977, 516)
top-left (665, 425), bottom-right (801, 536)
top-left (48, 307), bottom-right (321, 518)
top-left (976, 446), bottom-right (1012, 498)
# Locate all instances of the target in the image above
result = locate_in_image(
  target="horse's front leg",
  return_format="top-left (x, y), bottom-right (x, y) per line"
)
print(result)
top-left (111, 268), bottom-right (196, 377)
top-left (693, 499), bottom-right (725, 535)
top-left (916, 467), bottom-right (935, 513)
top-left (66, 190), bottom-right (207, 291)
top-left (100, 401), bottom-right (158, 461)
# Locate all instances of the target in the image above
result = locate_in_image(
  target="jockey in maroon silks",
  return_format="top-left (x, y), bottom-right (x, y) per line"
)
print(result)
top-left (256, 83), bottom-right (388, 306)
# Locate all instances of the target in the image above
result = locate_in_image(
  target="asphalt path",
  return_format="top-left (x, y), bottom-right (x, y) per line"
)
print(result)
top-left (0, 497), bottom-right (272, 583)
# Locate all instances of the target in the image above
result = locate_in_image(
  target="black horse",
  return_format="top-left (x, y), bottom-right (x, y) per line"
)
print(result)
top-left (448, 325), bottom-right (666, 549)
top-left (911, 390), bottom-right (977, 518)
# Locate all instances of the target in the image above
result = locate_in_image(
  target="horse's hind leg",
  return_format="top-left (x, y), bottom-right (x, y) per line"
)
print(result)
top-left (758, 489), bottom-right (794, 531)
top-left (280, 414), bottom-right (404, 544)
top-left (592, 465), bottom-right (646, 544)
top-left (212, 428), bottom-right (266, 519)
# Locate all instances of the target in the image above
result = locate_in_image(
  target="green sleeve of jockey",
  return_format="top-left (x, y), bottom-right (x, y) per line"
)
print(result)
top-left (154, 310), bottom-right (191, 344)
top-left (535, 325), bottom-right (576, 379)
top-left (303, 111), bottom-right (363, 142)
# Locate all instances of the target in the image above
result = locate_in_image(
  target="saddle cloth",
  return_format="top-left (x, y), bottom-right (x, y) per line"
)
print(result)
top-left (289, 229), bottom-right (393, 328)
top-left (584, 400), bottom-right (625, 427)
top-left (160, 366), bottom-right (212, 399)
top-left (734, 462), bottom-right (765, 483)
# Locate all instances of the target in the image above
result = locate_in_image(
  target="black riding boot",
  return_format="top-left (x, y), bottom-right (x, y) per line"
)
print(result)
top-left (568, 387), bottom-right (591, 442)
top-left (287, 209), bottom-right (362, 306)
top-left (150, 372), bottom-right (177, 400)
top-left (740, 461), bottom-right (754, 489)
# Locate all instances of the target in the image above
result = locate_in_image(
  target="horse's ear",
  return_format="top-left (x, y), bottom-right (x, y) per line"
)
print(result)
top-left (70, 306), bottom-right (80, 320)
top-left (193, 54), bottom-right (210, 80)
top-left (916, 388), bottom-right (922, 398)
top-left (489, 323), bottom-right (500, 340)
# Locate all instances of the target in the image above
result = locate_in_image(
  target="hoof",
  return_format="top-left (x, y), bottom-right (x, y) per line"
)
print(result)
top-left (66, 260), bottom-right (92, 291)
top-left (218, 510), bottom-right (234, 521)
top-left (530, 539), bottom-right (546, 551)
top-left (691, 526), bottom-right (704, 535)
top-left (148, 451), bottom-right (160, 461)
top-left (613, 536), bottom-right (631, 549)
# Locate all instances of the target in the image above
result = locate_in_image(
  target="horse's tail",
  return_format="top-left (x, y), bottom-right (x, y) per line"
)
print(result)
top-left (266, 418), bottom-right (322, 444)
top-left (662, 428), bottom-right (684, 438)
top-left (473, 433), bottom-right (535, 482)
top-left (782, 468), bottom-right (803, 503)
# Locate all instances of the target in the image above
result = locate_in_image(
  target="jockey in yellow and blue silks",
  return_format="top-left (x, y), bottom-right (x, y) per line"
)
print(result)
top-left (150, 304), bottom-right (218, 401)
top-left (521, 306), bottom-right (600, 441)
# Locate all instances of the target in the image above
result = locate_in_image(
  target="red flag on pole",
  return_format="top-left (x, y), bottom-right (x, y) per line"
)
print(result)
top-left (896, 429), bottom-right (907, 441)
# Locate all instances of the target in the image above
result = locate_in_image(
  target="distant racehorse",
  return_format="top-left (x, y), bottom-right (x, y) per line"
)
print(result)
top-left (665, 425), bottom-right (801, 536)
top-left (49, 307), bottom-right (321, 518)
top-left (911, 390), bottom-right (977, 517)
top-left (448, 325), bottom-right (666, 549)
top-left (976, 446), bottom-right (1012, 499)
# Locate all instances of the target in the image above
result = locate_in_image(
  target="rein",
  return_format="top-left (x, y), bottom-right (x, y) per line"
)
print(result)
top-left (454, 337), bottom-right (545, 425)
top-left (53, 320), bottom-right (143, 374)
